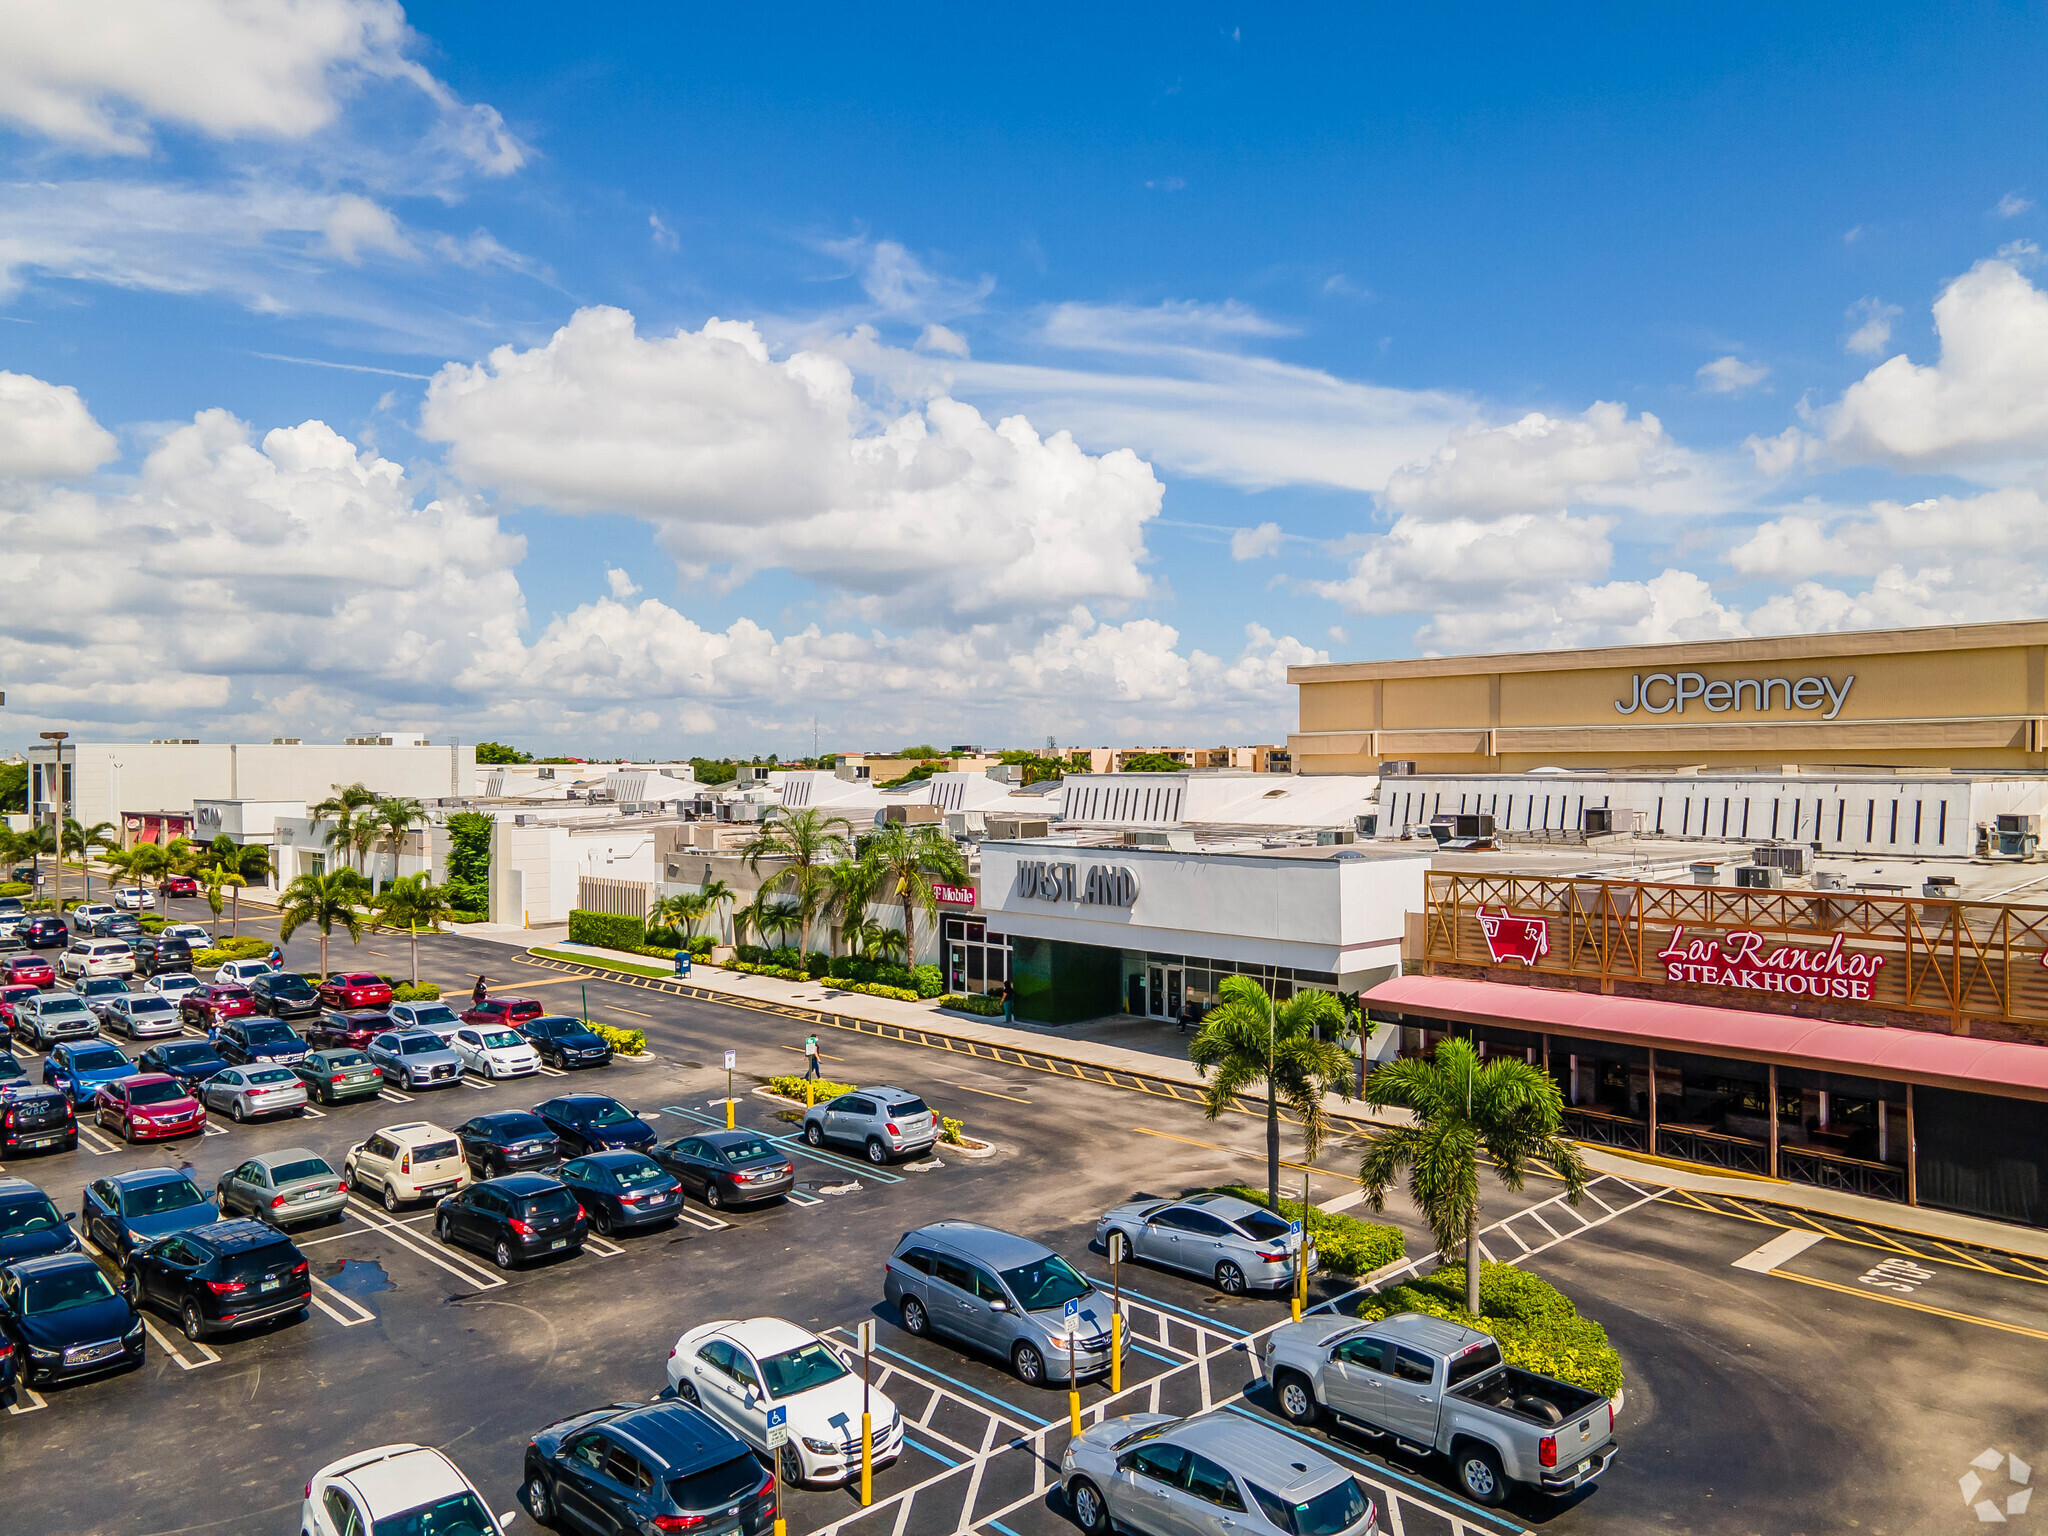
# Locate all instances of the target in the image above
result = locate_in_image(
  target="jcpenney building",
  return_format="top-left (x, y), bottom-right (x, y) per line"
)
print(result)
top-left (977, 838), bottom-right (1429, 1027)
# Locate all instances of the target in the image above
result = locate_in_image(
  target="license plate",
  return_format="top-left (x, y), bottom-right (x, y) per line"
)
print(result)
top-left (259, 1277), bottom-right (280, 1292)
top-left (25, 1135), bottom-right (55, 1147)
top-left (549, 1237), bottom-right (566, 1250)
top-left (1576, 1459), bottom-right (1589, 1475)
top-left (423, 1183), bottom-right (454, 1197)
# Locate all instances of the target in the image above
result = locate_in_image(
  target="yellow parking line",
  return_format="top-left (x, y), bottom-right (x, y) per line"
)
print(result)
top-left (948, 1083), bottom-right (1031, 1104)
top-left (776, 1043), bottom-right (846, 1062)
top-left (1766, 1268), bottom-right (2048, 1341)
top-left (1131, 1126), bottom-right (1357, 1183)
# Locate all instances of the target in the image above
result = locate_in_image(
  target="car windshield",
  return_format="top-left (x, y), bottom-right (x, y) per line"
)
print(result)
top-left (325, 1051), bottom-right (371, 1068)
top-left (612, 1159), bottom-right (669, 1189)
top-left (585, 1101), bottom-right (633, 1126)
top-left (414, 1139), bottom-right (459, 1164)
top-left (0, 1193), bottom-right (63, 1237)
top-left (18, 1265), bottom-right (116, 1315)
top-left (1235, 1209), bottom-right (1291, 1242)
top-left (671, 1451), bottom-right (766, 1511)
top-left (757, 1339), bottom-right (850, 1397)
top-left (70, 1047), bottom-right (127, 1071)
top-left (270, 1158), bottom-right (332, 1184)
top-left (129, 1080), bottom-right (188, 1106)
top-left (1246, 1479), bottom-right (1369, 1536)
top-left (42, 998), bottom-right (88, 1015)
top-left (248, 1068), bottom-right (296, 1085)
top-left (271, 977), bottom-right (314, 995)
top-left (411, 1005), bottom-right (459, 1026)
top-left (1445, 1341), bottom-right (1504, 1388)
top-left (480, 1029), bottom-right (522, 1049)
top-left (1, 987), bottom-right (34, 1002)
top-left (370, 1490), bottom-right (496, 1536)
top-left (719, 1138), bottom-right (777, 1164)
top-left (119, 1177), bottom-right (205, 1216)
top-left (0, 1057), bottom-right (21, 1079)
top-left (156, 1043), bottom-right (217, 1066)
top-left (247, 1022), bottom-right (297, 1044)
top-left (400, 1036), bottom-right (444, 1055)
top-left (1000, 1253), bottom-right (1091, 1312)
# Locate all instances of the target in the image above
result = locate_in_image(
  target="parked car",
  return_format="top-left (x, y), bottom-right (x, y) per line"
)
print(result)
top-left (248, 970), bottom-right (320, 1020)
top-left (1259, 1312), bottom-right (1618, 1506)
top-left (0, 1252), bottom-right (145, 1387)
top-left (801, 1086), bottom-right (938, 1165)
top-left (105, 992), bottom-right (183, 1041)
top-left (559, 1151), bottom-right (682, 1234)
top-left (0, 1178), bottom-right (80, 1265)
top-left (0, 934), bottom-right (23, 963)
top-left (449, 1023), bottom-right (540, 1079)
top-left (135, 1039), bottom-right (230, 1092)
top-left (160, 922), bottom-right (210, 944)
top-left (454, 1111), bottom-right (560, 1179)
top-left (214, 958), bottom-right (276, 987)
top-left (435, 1172), bottom-right (587, 1270)
top-left (367, 1029), bottom-right (463, 1090)
top-left (669, 1316), bottom-right (905, 1487)
top-left (94, 1074), bottom-right (205, 1143)
top-left (317, 971), bottom-right (392, 1010)
top-left (212, 1016), bottom-right (310, 1068)
top-left (516, 1013), bottom-right (613, 1070)
top-left (68, 903), bottom-right (117, 934)
top-left (294, 1048), bottom-right (385, 1107)
top-left (42, 1040), bottom-right (139, 1105)
top-left (142, 971), bottom-right (203, 1003)
top-left (0, 1086), bottom-right (75, 1155)
top-left (387, 1000), bottom-right (464, 1040)
top-left (533, 1094), bottom-right (657, 1156)
top-left (653, 1130), bottom-right (796, 1210)
top-left (215, 1150), bottom-right (347, 1228)
top-left (1061, 1412), bottom-right (1381, 1536)
top-left (5, 956), bottom-right (56, 990)
top-left (103, 914), bottom-right (145, 945)
top-left (885, 1221), bottom-right (1127, 1385)
top-left (160, 875), bottom-right (200, 899)
top-left (81, 1168), bottom-right (219, 1260)
top-left (130, 933), bottom-right (193, 978)
top-left (303, 1444), bottom-right (503, 1536)
top-left (343, 1122), bottom-right (471, 1211)
top-left (306, 1008), bottom-right (390, 1051)
top-left (111, 887), bottom-right (154, 912)
top-left (21, 915), bottom-right (69, 950)
top-left (0, 983), bottom-right (40, 1028)
top-left (200, 1064), bottom-right (308, 1123)
top-left (523, 1400), bottom-right (771, 1536)
top-left (70, 974), bottom-right (132, 1022)
top-left (57, 938), bottom-right (136, 982)
top-left (0, 1051), bottom-right (24, 1091)
top-left (463, 996), bottom-right (545, 1032)
top-left (1096, 1191), bottom-right (1317, 1297)
top-left (16, 992), bottom-right (99, 1048)
top-left (125, 1218), bottom-right (310, 1342)
top-left (181, 983), bottom-right (256, 1030)
top-left (0, 896), bottom-right (24, 923)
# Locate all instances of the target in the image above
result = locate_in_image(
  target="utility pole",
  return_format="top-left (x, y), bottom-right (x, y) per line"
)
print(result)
top-left (39, 731), bottom-right (67, 914)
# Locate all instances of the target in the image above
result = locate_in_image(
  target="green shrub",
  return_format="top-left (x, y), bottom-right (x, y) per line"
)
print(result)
top-left (1356, 1263), bottom-right (1623, 1398)
top-left (687, 935), bottom-right (713, 957)
top-left (736, 943), bottom-right (770, 964)
top-left (1209, 1185), bottom-right (1405, 1278)
top-left (728, 960), bottom-right (809, 982)
top-left (824, 955), bottom-right (917, 988)
top-left (137, 915), bottom-right (168, 933)
top-left (568, 910), bottom-right (647, 950)
top-left (443, 909), bottom-right (488, 924)
top-left (645, 924), bottom-right (682, 948)
top-left (910, 964), bottom-right (943, 998)
top-left (0, 882), bottom-right (33, 897)
top-left (528, 947), bottom-right (675, 979)
top-left (835, 980), bottom-right (919, 1001)
top-left (588, 1021), bottom-right (647, 1055)
top-left (940, 1115), bottom-right (966, 1145)
top-left (766, 1073), bottom-right (855, 1102)
top-left (391, 982), bottom-right (441, 1001)
top-left (938, 993), bottom-right (1006, 1016)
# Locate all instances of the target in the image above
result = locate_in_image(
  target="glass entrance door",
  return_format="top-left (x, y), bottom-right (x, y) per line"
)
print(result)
top-left (1145, 965), bottom-right (1183, 1019)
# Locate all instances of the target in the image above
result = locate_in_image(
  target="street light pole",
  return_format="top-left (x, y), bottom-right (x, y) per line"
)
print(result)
top-left (39, 732), bottom-right (67, 915)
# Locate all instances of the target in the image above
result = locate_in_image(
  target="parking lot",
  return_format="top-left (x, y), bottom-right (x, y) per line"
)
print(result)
top-left (3, 901), bottom-right (2046, 1536)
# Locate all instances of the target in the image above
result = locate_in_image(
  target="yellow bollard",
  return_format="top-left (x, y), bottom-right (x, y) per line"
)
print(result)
top-left (726, 1097), bottom-right (735, 1130)
top-left (1067, 1331), bottom-right (1081, 1436)
top-left (1111, 1312), bottom-right (1122, 1394)
top-left (860, 1411), bottom-right (873, 1506)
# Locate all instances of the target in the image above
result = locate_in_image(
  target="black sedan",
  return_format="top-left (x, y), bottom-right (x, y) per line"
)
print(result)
top-left (532, 1094), bottom-right (656, 1156)
top-left (211, 1018), bottom-right (310, 1067)
top-left (558, 1151), bottom-right (683, 1235)
top-left (124, 1219), bottom-right (310, 1342)
top-left (135, 1040), bottom-right (231, 1093)
top-left (455, 1112), bottom-right (560, 1179)
top-left (247, 971), bottom-right (321, 1020)
top-left (516, 1014), bottom-right (613, 1070)
top-left (0, 1252), bottom-right (145, 1387)
top-left (652, 1130), bottom-right (797, 1210)
top-left (524, 1400), bottom-right (773, 1536)
top-left (434, 1173), bottom-right (586, 1270)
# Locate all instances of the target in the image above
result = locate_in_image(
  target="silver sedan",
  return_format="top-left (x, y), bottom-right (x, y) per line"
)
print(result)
top-left (216, 1148), bottom-right (347, 1227)
top-left (200, 1064), bottom-right (309, 1122)
top-left (1094, 1192), bottom-right (1316, 1297)
top-left (107, 993), bottom-right (184, 1040)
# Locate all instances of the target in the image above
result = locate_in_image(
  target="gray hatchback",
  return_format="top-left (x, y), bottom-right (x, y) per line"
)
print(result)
top-left (801, 1085), bottom-right (937, 1164)
top-left (1094, 1192), bottom-right (1317, 1297)
top-left (885, 1220), bottom-right (1127, 1386)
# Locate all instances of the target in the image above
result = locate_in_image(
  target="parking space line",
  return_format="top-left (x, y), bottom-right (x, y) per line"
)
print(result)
top-left (1084, 1277), bottom-right (1248, 1337)
top-left (76, 1125), bottom-right (120, 1155)
top-left (1732, 1229), bottom-right (1826, 1273)
top-left (200, 1121), bottom-right (231, 1137)
top-left (377, 1087), bottom-right (414, 1103)
top-left (5, 1386), bottom-right (47, 1414)
top-left (310, 1276), bottom-right (376, 1326)
top-left (661, 1103), bottom-right (906, 1183)
top-left (674, 1206), bottom-right (731, 1231)
top-left (854, 1340), bottom-right (1052, 1429)
top-left (945, 1083), bottom-right (1030, 1104)
top-left (140, 1315), bottom-right (222, 1370)
top-left (583, 1234), bottom-right (625, 1257)
top-left (536, 1064), bottom-right (568, 1076)
top-left (344, 1198), bottom-right (506, 1290)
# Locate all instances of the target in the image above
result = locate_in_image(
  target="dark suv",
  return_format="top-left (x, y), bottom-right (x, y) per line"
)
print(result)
top-left (525, 1400), bottom-right (777, 1536)
top-left (248, 972), bottom-right (320, 1021)
top-left (213, 1018), bottom-right (310, 1068)
top-left (131, 934), bottom-right (192, 978)
top-left (0, 1087), bottom-right (76, 1156)
top-left (23, 916), bottom-right (68, 950)
top-left (124, 1219), bottom-right (310, 1340)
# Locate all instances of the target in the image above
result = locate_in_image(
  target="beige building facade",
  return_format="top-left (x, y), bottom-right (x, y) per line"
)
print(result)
top-left (1288, 620), bottom-right (2048, 775)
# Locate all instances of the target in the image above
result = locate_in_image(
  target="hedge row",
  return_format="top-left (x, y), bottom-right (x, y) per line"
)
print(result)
top-left (444, 909), bottom-right (488, 924)
top-left (568, 910), bottom-right (647, 950)
top-left (587, 1021), bottom-right (647, 1055)
top-left (1355, 1263), bottom-right (1624, 1398)
top-left (1209, 1185), bottom-right (1406, 1278)
top-left (391, 982), bottom-right (441, 1001)
top-left (729, 960), bottom-right (809, 982)
top-left (733, 947), bottom-right (945, 997)
top-left (938, 993), bottom-right (1006, 1016)
top-left (766, 1074), bottom-right (855, 1102)
top-left (0, 883), bottom-right (28, 898)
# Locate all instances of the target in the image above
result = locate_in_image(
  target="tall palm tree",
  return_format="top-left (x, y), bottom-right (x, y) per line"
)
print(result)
top-left (125, 841), bottom-right (171, 905)
top-left (278, 868), bottom-right (371, 980)
top-left (17, 822), bottom-right (53, 905)
top-left (822, 858), bottom-right (880, 957)
top-left (742, 809), bottom-right (854, 957)
top-left (61, 818), bottom-right (117, 899)
top-left (697, 877), bottom-right (734, 943)
top-left (197, 866), bottom-right (244, 943)
top-left (1358, 1036), bottom-right (1590, 1318)
top-left (219, 842), bottom-right (270, 937)
top-left (373, 797), bottom-right (424, 893)
top-left (1188, 977), bottom-right (1356, 1212)
top-left (374, 874), bottom-right (452, 985)
top-left (311, 782), bottom-right (378, 875)
top-left (858, 822), bottom-right (967, 969)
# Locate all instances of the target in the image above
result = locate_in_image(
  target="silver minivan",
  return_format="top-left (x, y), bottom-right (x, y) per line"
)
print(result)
top-left (803, 1085), bottom-right (937, 1164)
top-left (885, 1220), bottom-right (1127, 1385)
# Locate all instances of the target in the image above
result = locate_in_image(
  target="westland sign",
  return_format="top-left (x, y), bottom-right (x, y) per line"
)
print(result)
top-left (1614, 672), bottom-right (1855, 719)
top-left (1014, 860), bottom-right (1140, 907)
top-left (1656, 927), bottom-right (1887, 1000)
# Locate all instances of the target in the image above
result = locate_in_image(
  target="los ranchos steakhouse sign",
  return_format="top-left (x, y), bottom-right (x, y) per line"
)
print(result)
top-left (1655, 927), bottom-right (1886, 1001)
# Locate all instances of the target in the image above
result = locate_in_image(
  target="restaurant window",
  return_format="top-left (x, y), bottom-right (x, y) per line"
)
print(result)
top-left (1770, 801), bottom-right (1781, 840)
top-left (1721, 799), bottom-right (1731, 837)
top-left (1741, 799), bottom-right (1751, 837)
top-left (943, 915), bottom-right (1009, 994)
top-left (1681, 799), bottom-right (1690, 836)
top-left (1654, 796), bottom-right (1664, 833)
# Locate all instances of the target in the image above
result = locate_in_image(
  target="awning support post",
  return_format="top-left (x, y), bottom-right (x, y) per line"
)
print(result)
top-left (1906, 1083), bottom-right (1918, 1206)
top-left (1646, 1047), bottom-right (1658, 1153)
top-left (1767, 1063), bottom-right (1779, 1178)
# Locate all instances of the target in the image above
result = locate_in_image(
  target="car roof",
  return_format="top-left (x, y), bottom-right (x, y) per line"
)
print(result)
top-left (0, 1177), bottom-right (46, 1198)
top-left (1181, 1193), bottom-right (1265, 1223)
top-left (582, 1148), bottom-right (659, 1167)
top-left (1163, 1414), bottom-right (1350, 1497)
top-left (1370, 1311), bottom-right (1491, 1354)
top-left (485, 1172), bottom-right (566, 1194)
top-left (472, 1110), bottom-right (546, 1128)
top-left (252, 1146), bottom-right (326, 1168)
top-left (698, 1129), bottom-right (773, 1149)
top-left (909, 1221), bottom-right (1055, 1268)
top-left (718, 1316), bottom-right (820, 1355)
top-left (389, 1029), bottom-right (450, 1044)
top-left (849, 1085), bottom-right (920, 1103)
top-left (7, 1251), bottom-right (101, 1277)
top-left (187, 1218), bottom-right (291, 1253)
top-left (109, 1167), bottom-right (194, 1188)
top-left (546, 1093), bottom-right (615, 1107)
top-left (123, 1073), bottom-right (180, 1088)
top-left (337, 1445), bottom-right (469, 1518)
top-left (592, 1400), bottom-right (750, 1474)
top-left (338, 972), bottom-right (382, 982)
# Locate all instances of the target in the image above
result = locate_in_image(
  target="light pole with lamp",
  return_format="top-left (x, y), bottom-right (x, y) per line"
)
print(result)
top-left (38, 732), bottom-right (67, 914)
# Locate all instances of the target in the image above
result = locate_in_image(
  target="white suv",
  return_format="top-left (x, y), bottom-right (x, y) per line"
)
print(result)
top-left (59, 938), bottom-right (137, 980)
top-left (301, 1443), bottom-right (501, 1536)
top-left (215, 958), bottom-right (276, 986)
top-left (343, 1123), bottom-right (472, 1212)
top-left (112, 886), bottom-right (154, 911)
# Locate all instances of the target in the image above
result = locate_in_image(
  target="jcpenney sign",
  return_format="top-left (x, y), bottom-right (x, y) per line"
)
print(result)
top-left (1616, 672), bottom-right (1855, 720)
top-left (1014, 859), bottom-right (1140, 907)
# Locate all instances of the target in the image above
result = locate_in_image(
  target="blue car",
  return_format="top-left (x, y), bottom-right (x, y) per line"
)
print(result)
top-left (41, 1041), bottom-right (138, 1106)
top-left (0, 1178), bottom-right (80, 1265)
top-left (531, 1094), bottom-right (658, 1157)
top-left (81, 1169), bottom-right (219, 1261)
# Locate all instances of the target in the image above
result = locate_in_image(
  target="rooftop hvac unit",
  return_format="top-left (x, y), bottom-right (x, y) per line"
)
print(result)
top-left (1735, 864), bottom-right (1782, 890)
top-left (1923, 875), bottom-right (1961, 898)
top-left (880, 803), bottom-right (943, 825)
top-left (1315, 829), bottom-right (1356, 845)
top-left (1378, 760), bottom-right (1417, 777)
top-left (1428, 813), bottom-right (1494, 846)
top-left (1355, 813), bottom-right (1378, 838)
top-left (1690, 862), bottom-right (1719, 885)
top-left (987, 815), bottom-right (1050, 840)
top-left (1751, 843), bottom-right (1807, 876)
top-left (1996, 813), bottom-right (2041, 836)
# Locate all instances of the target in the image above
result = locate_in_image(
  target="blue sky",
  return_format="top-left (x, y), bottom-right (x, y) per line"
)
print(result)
top-left (5, 3), bottom-right (2048, 756)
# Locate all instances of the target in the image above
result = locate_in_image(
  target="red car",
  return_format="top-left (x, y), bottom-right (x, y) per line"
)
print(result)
top-left (0, 983), bottom-right (40, 1027)
top-left (307, 1009), bottom-right (391, 1051)
top-left (160, 875), bottom-right (199, 898)
top-left (461, 997), bottom-right (544, 1030)
top-left (4, 957), bottom-right (54, 989)
top-left (180, 983), bottom-right (256, 1029)
top-left (316, 972), bottom-right (392, 1010)
top-left (94, 1074), bottom-right (206, 1143)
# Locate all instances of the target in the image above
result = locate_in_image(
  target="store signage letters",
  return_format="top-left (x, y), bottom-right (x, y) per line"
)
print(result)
top-left (933, 883), bottom-right (977, 905)
top-left (1614, 672), bottom-right (1854, 719)
top-left (1656, 926), bottom-right (1886, 1000)
top-left (1014, 859), bottom-right (1140, 907)
top-left (1476, 905), bottom-right (1550, 966)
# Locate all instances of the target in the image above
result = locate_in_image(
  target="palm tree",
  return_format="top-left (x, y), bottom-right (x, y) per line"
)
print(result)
top-left (822, 858), bottom-right (880, 957)
top-left (374, 874), bottom-right (452, 985)
top-left (278, 868), bottom-right (371, 980)
top-left (197, 866), bottom-right (244, 943)
top-left (1188, 977), bottom-right (1357, 1213)
top-left (311, 782), bottom-right (378, 875)
top-left (372, 796), bottom-right (424, 893)
top-left (125, 841), bottom-right (171, 905)
top-left (61, 818), bottom-right (117, 898)
top-left (858, 821), bottom-right (967, 969)
top-left (868, 925), bottom-right (907, 966)
top-left (742, 809), bottom-right (854, 957)
top-left (1358, 1036), bottom-right (1591, 1318)
top-left (16, 822), bottom-right (53, 904)
top-left (698, 877), bottom-right (734, 943)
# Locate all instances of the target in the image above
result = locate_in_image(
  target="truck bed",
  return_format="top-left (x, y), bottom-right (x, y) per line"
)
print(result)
top-left (1449, 1365), bottom-right (1605, 1426)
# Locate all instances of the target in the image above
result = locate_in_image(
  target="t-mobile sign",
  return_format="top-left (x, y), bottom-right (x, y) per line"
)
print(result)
top-left (933, 883), bottom-right (976, 905)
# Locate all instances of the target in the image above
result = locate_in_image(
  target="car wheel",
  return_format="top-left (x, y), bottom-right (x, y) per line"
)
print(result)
top-left (591, 1205), bottom-right (613, 1236)
top-left (1106, 1230), bottom-right (1130, 1265)
top-left (676, 1378), bottom-right (700, 1404)
top-left (865, 1137), bottom-right (888, 1165)
top-left (1275, 1370), bottom-right (1321, 1425)
top-left (1069, 1478), bottom-right (1111, 1536)
top-left (804, 1121), bottom-right (824, 1147)
top-left (525, 1469), bottom-right (556, 1528)
top-left (704, 1184), bottom-right (723, 1209)
top-left (1215, 1261), bottom-right (1247, 1296)
top-left (780, 1443), bottom-right (804, 1487)
top-left (382, 1183), bottom-right (401, 1213)
top-left (181, 1300), bottom-right (204, 1342)
top-left (901, 1296), bottom-right (929, 1337)
top-left (436, 1214), bottom-right (452, 1244)
top-left (1012, 1341), bottom-right (1045, 1385)
top-left (494, 1238), bottom-right (515, 1270)
top-left (1455, 1443), bottom-right (1507, 1507)
top-left (231, 1098), bottom-right (247, 1122)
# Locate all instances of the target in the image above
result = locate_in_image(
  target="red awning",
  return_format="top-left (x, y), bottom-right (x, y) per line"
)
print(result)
top-left (1365, 974), bottom-right (2048, 1104)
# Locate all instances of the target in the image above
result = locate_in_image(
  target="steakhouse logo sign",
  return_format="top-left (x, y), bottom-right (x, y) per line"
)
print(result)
top-left (1656, 927), bottom-right (1886, 1000)
top-left (1013, 860), bottom-right (1140, 907)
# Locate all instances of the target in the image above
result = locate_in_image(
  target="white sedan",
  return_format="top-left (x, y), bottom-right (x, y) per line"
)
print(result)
top-left (144, 972), bottom-right (204, 1002)
top-left (112, 886), bottom-right (155, 911)
top-left (302, 1443), bottom-right (500, 1536)
top-left (162, 923), bottom-right (211, 945)
top-left (448, 1024), bottom-right (540, 1079)
top-left (668, 1316), bottom-right (904, 1486)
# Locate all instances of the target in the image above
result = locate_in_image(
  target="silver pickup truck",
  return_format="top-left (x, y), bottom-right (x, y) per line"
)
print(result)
top-left (1259, 1311), bottom-right (1616, 1507)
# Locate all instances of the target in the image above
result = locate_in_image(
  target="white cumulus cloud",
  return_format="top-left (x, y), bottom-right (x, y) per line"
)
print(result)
top-left (1696, 355), bottom-right (1769, 395)
top-left (1843, 297), bottom-right (1903, 358)
top-left (0, 371), bottom-right (119, 477)
top-left (1230, 522), bottom-right (1284, 560)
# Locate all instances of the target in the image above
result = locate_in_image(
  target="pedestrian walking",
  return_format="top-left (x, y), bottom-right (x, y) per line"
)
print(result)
top-left (803, 1033), bottom-right (821, 1081)
top-left (1000, 979), bottom-right (1015, 1023)
top-left (472, 975), bottom-right (490, 1009)
top-left (268, 944), bottom-right (283, 968)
